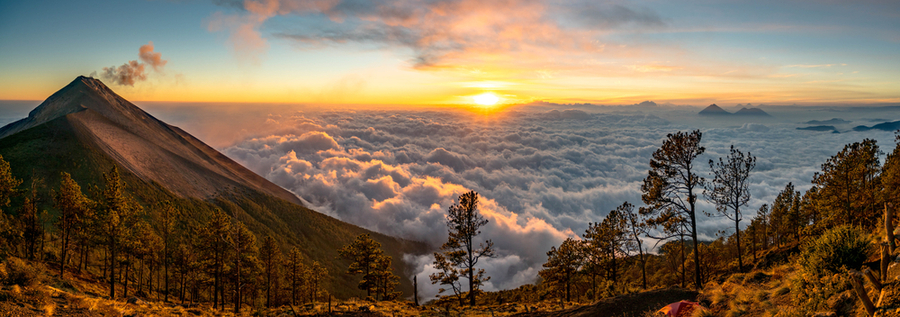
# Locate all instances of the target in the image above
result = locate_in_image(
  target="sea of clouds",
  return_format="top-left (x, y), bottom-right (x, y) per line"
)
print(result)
top-left (206, 103), bottom-right (897, 298)
top-left (3, 101), bottom-right (897, 298)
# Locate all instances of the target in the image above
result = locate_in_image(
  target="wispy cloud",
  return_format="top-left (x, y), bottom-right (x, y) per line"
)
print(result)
top-left (786, 63), bottom-right (847, 68)
top-left (209, 0), bottom-right (665, 69)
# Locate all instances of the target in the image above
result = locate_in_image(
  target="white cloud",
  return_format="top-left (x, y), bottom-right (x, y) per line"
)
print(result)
top-left (219, 106), bottom-right (898, 298)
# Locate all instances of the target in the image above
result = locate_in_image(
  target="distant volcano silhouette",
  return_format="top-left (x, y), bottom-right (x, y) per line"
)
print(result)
top-left (699, 104), bottom-right (731, 115)
top-left (699, 104), bottom-right (772, 117)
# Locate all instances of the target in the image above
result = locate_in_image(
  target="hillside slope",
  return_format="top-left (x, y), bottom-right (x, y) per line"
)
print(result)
top-left (0, 76), bottom-right (428, 298)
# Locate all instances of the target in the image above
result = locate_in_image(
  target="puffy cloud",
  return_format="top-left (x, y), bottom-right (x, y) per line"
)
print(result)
top-left (220, 106), bottom-right (899, 298)
top-left (100, 42), bottom-right (167, 86)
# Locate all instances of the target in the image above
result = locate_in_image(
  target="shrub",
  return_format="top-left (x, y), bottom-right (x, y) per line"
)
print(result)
top-left (2, 257), bottom-right (46, 287)
top-left (798, 225), bottom-right (870, 277)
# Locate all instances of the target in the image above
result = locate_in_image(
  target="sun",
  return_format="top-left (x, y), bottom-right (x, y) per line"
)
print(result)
top-left (472, 92), bottom-right (501, 106)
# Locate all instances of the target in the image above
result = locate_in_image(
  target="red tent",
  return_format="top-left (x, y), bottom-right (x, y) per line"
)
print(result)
top-left (658, 300), bottom-right (704, 317)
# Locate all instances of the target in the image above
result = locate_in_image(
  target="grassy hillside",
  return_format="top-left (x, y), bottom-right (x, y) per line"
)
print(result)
top-left (0, 115), bottom-right (429, 299)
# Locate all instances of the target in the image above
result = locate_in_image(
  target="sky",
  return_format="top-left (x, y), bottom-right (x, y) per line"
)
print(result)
top-left (1, 0), bottom-right (899, 106)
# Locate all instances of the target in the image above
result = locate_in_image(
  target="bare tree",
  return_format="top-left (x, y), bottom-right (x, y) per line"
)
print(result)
top-left (705, 145), bottom-right (756, 272)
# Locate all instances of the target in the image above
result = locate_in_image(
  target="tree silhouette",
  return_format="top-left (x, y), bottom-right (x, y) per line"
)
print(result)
top-left (705, 145), bottom-right (755, 272)
top-left (98, 166), bottom-right (142, 299)
top-left (626, 204), bottom-right (650, 289)
top-left (641, 130), bottom-right (705, 290)
top-left (338, 233), bottom-right (385, 298)
top-left (260, 235), bottom-right (282, 308)
top-left (54, 172), bottom-right (92, 279)
top-left (284, 247), bottom-right (306, 305)
top-left (540, 238), bottom-right (582, 302)
top-left (0, 155), bottom-right (21, 255)
top-left (812, 139), bottom-right (881, 228)
top-left (883, 133), bottom-right (900, 207)
top-left (431, 191), bottom-right (494, 306)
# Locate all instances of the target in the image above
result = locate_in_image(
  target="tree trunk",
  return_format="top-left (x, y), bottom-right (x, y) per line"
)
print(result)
top-left (110, 237), bottom-right (117, 299)
top-left (736, 215), bottom-right (743, 273)
top-left (60, 230), bottom-right (69, 279)
top-left (690, 214), bottom-right (702, 290)
top-left (124, 254), bottom-right (130, 299)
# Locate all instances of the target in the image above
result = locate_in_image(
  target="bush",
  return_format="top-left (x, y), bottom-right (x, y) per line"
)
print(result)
top-left (799, 225), bottom-right (870, 277)
top-left (2, 257), bottom-right (46, 287)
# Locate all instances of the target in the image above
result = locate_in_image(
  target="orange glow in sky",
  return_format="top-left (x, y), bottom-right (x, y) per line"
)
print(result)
top-left (0, 1), bottom-right (898, 106)
top-left (472, 92), bottom-right (501, 107)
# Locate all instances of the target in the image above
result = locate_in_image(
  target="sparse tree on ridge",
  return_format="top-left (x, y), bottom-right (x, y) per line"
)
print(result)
top-left (97, 166), bottom-right (143, 299)
top-left (539, 237), bottom-right (583, 302)
top-left (431, 191), bottom-right (495, 306)
top-left (307, 260), bottom-right (329, 304)
top-left (705, 145), bottom-right (756, 272)
top-left (285, 247), bottom-right (306, 305)
top-left (627, 204), bottom-right (650, 289)
top-left (53, 172), bottom-right (92, 279)
top-left (641, 130), bottom-right (706, 290)
top-left (155, 201), bottom-right (180, 302)
top-left (196, 209), bottom-right (231, 309)
top-left (883, 133), bottom-right (900, 207)
top-left (0, 155), bottom-right (21, 255)
top-left (812, 139), bottom-right (881, 228)
top-left (581, 221), bottom-right (605, 300)
top-left (23, 177), bottom-right (46, 261)
top-left (338, 233), bottom-right (386, 298)
top-left (260, 235), bottom-right (282, 308)
top-left (769, 183), bottom-right (800, 246)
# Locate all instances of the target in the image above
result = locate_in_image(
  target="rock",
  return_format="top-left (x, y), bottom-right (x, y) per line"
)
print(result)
top-left (126, 297), bottom-right (143, 305)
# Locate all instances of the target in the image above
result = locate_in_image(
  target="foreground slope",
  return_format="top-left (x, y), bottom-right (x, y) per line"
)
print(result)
top-left (0, 76), bottom-right (427, 298)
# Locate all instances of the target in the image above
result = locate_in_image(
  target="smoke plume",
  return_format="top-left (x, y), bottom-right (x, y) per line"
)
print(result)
top-left (101, 41), bottom-right (166, 86)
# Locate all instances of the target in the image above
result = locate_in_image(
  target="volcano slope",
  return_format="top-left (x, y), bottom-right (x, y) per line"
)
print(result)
top-left (0, 76), bottom-right (427, 298)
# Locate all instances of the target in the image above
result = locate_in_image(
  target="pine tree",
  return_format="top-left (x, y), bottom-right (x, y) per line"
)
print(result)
top-left (883, 133), bottom-right (900, 207)
top-left (372, 256), bottom-right (400, 300)
top-left (229, 221), bottom-right (258, 313)
top-left (97, 166), bottom-right (142, 299)
top-left (259, 236), bottom-right (282, 307)
top-left (155, 202), bottom-right (180, 302)
top-left (627, 204), bottom-right (650, 289)
top-left (0, 155), bottom-right (21, 254)
top-left (812, 139), bottom-right (881, 228)
top-left (338, 233), bottom-right (384, 298)
top-left (53, 172), bottom-right (92, 279)
top-left (431, 191), bottom-right (494, 306)
top-left (705, 145), bottom-right (756, 272)
top-left (307, 261), bottom-right (329, 304)
top-left (196, 209), bottom-right (231, 309)
top-left (284, 247), bottom-right (306, 305)
top-left (641, 130), bottom-right (705, 290)
top-left (539, 238), bottom-right (582, 302)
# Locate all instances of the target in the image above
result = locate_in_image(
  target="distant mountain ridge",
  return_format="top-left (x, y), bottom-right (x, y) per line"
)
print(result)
top-left (805, 118), bottom-right (851, 125)
top-left (699, 104), bottom-right (772, 117)
top-left (699, 104), bottom-right (731, 115)
top-left (853, 120), bottom-right (900, 132)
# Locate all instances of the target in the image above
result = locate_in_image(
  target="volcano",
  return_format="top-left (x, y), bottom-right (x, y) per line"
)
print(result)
top-left (698, 104), bottom-right (731, 115)
top-left (0, 76), bottom-right (425, 297)
top-left (0, 76), bottom-right (302, 203)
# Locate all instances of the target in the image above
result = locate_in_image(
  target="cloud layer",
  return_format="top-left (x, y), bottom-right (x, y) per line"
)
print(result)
top-left (217, 104), bottom-right (898, 298)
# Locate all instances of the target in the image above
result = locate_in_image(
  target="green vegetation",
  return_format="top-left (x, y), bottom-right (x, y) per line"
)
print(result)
top-left (799, 225), bottom-right (871, 277)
